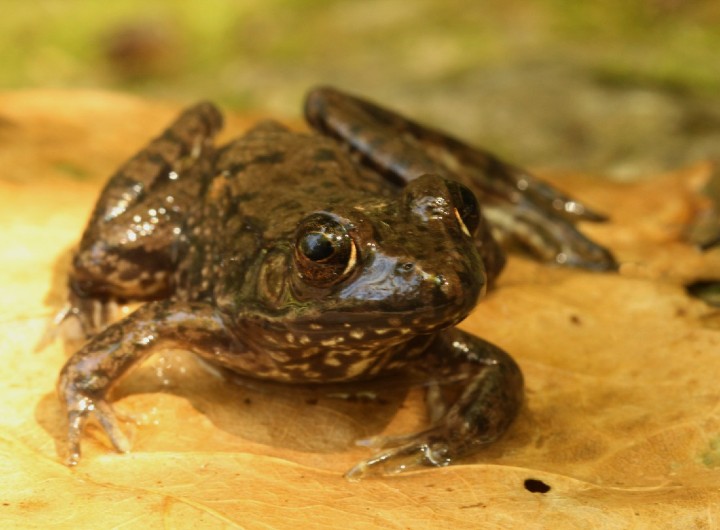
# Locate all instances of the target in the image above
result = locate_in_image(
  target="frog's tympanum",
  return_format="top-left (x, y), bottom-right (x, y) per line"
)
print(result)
top-left (56, 87), bottom-right (615, 478)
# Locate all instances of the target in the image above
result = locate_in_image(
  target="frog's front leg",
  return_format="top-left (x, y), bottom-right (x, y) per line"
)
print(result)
top-left (57, 299), bottom-right (236, 465)
top-left (346, 329), bottom-right (523, 479)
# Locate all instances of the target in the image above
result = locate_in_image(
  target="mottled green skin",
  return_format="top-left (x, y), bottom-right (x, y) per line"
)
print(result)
top-left (57, 87), bottom-right (614, 477)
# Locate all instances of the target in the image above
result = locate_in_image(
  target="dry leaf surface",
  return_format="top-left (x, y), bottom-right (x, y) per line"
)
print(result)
top-left (1, 90), bottom-right (720, 529)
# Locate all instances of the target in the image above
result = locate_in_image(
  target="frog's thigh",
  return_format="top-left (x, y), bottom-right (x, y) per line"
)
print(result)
top-left (71, 165), bottom-right (205, 302)
top-left (71, 103), bottom-right (222, 302)
top-left (82, 102), bottom-right (221, 240)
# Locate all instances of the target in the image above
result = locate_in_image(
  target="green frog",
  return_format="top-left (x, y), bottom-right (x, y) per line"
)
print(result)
top-left (57, 87), bottom-right (615, 478)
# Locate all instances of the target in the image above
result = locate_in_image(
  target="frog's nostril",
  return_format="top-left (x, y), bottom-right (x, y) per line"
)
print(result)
top-left (397, 262), bottom-right (415, 273)
top-left (433, 273), bottom-right (450, 294)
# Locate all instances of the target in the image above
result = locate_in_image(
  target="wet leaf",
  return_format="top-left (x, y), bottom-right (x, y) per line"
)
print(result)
top-left (1, 91), bottom-right (719, 528)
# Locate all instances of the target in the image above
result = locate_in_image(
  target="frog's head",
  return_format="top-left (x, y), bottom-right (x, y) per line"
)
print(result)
top-left (279, 174), bottom-right (488, 335)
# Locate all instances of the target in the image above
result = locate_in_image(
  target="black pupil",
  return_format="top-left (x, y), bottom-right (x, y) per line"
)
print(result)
top-left (456, 184), bottom-right (479, 232)
top-left (300, 232), bottom-right (335, 261)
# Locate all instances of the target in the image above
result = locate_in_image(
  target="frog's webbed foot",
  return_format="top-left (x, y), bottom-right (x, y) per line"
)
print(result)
top-left (35, 297), bottom-right (121, 353)
top-left (56, 300), bottom-right (234, 465)
top-left (65, 291), bottom-right (125, 337)
top-left (345, 329), bottom-right (523, 480)
top-left (305, 86), bottom-right (616, 272)
top-left (61, 386), bottom-right (131, 466)
top-left (345, 426), bottom-right (459, 480)
top-left (56, 305), bottom-right (153, 464)
top-left (482, 193), bottom-right (617, 271)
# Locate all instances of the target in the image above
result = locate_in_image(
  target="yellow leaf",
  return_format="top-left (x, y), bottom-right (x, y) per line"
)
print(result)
top-left (1, 90), bottom-right (719, 528)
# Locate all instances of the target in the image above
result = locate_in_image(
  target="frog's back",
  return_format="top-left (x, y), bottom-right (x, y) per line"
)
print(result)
top-left (174, 121), bottom-right (394, 301)
top-left (209, 121), bottom-right (394, 237)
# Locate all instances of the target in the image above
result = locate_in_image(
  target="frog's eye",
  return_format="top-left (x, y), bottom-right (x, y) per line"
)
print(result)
top-left (294, 214), bottom-right (358, 286)
top-left (448, 181), bottom-right (480, 237)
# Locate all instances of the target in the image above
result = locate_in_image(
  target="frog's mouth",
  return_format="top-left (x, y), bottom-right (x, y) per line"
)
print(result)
top-left (298, 302), bottom-right (472, 333)
top-left (232, 281), bottom-right (481, 383)
top-left (268, 283), bottom-right (481, 340)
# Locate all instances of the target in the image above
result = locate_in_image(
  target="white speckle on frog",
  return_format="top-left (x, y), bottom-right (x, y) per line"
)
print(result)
top-left (344, 357), bottom-right (376, 378)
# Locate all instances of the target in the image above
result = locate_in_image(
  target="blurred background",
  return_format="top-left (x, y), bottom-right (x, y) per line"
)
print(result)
top-left (3, 0), bottom-right (720, 177)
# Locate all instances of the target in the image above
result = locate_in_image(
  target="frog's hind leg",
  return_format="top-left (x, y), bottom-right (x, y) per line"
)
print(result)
top-left (67, 103), bottom-right (223, 336)
top-left (345, 328), bottom-right (523, 479)
top-left (305, 86), bottom-right (616, 273)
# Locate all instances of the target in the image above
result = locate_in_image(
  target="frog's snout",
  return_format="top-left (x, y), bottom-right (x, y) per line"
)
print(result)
top-left (417, 262), bottom-right (485, 323)
top-left (390, 247), bottom-right (485, 307)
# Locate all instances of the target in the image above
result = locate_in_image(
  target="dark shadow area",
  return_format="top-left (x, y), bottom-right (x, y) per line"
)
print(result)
top-left (36, 349), bottom-right (412, 458)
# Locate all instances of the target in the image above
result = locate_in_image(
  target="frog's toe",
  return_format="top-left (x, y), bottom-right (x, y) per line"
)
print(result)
top-left (355, 431), bottom-right (423, 449)
top-left (65, 409), bottom-right (87, 466)
top-left (62, 394), bottom-right (130, 466)
top-left (345, 427), bottom-right (455, 480)
top-left (93, 399), bottom-right (132, 454)
top-left (493, 207), bottom-right (618, 271)
top-left (35, 304), bottom-right (74, 352)
top-left (62, 293), bottom-right (123, 339)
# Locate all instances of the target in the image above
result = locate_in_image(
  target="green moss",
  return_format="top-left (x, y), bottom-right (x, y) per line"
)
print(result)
top-left (1, 0), bottom-right (719, 101)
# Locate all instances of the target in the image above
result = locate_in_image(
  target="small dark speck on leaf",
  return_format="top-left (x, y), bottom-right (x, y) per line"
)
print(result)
top-left (569, 314), bottom-right (582, 325)
top-left (460, 502), bottom-right (487, 509)
top-left (524, 478), bottom-right (551, 493)
top-left (243, 397), bottom-right (252, 405)
top-left (305, 397), bottom-right (318, 405)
